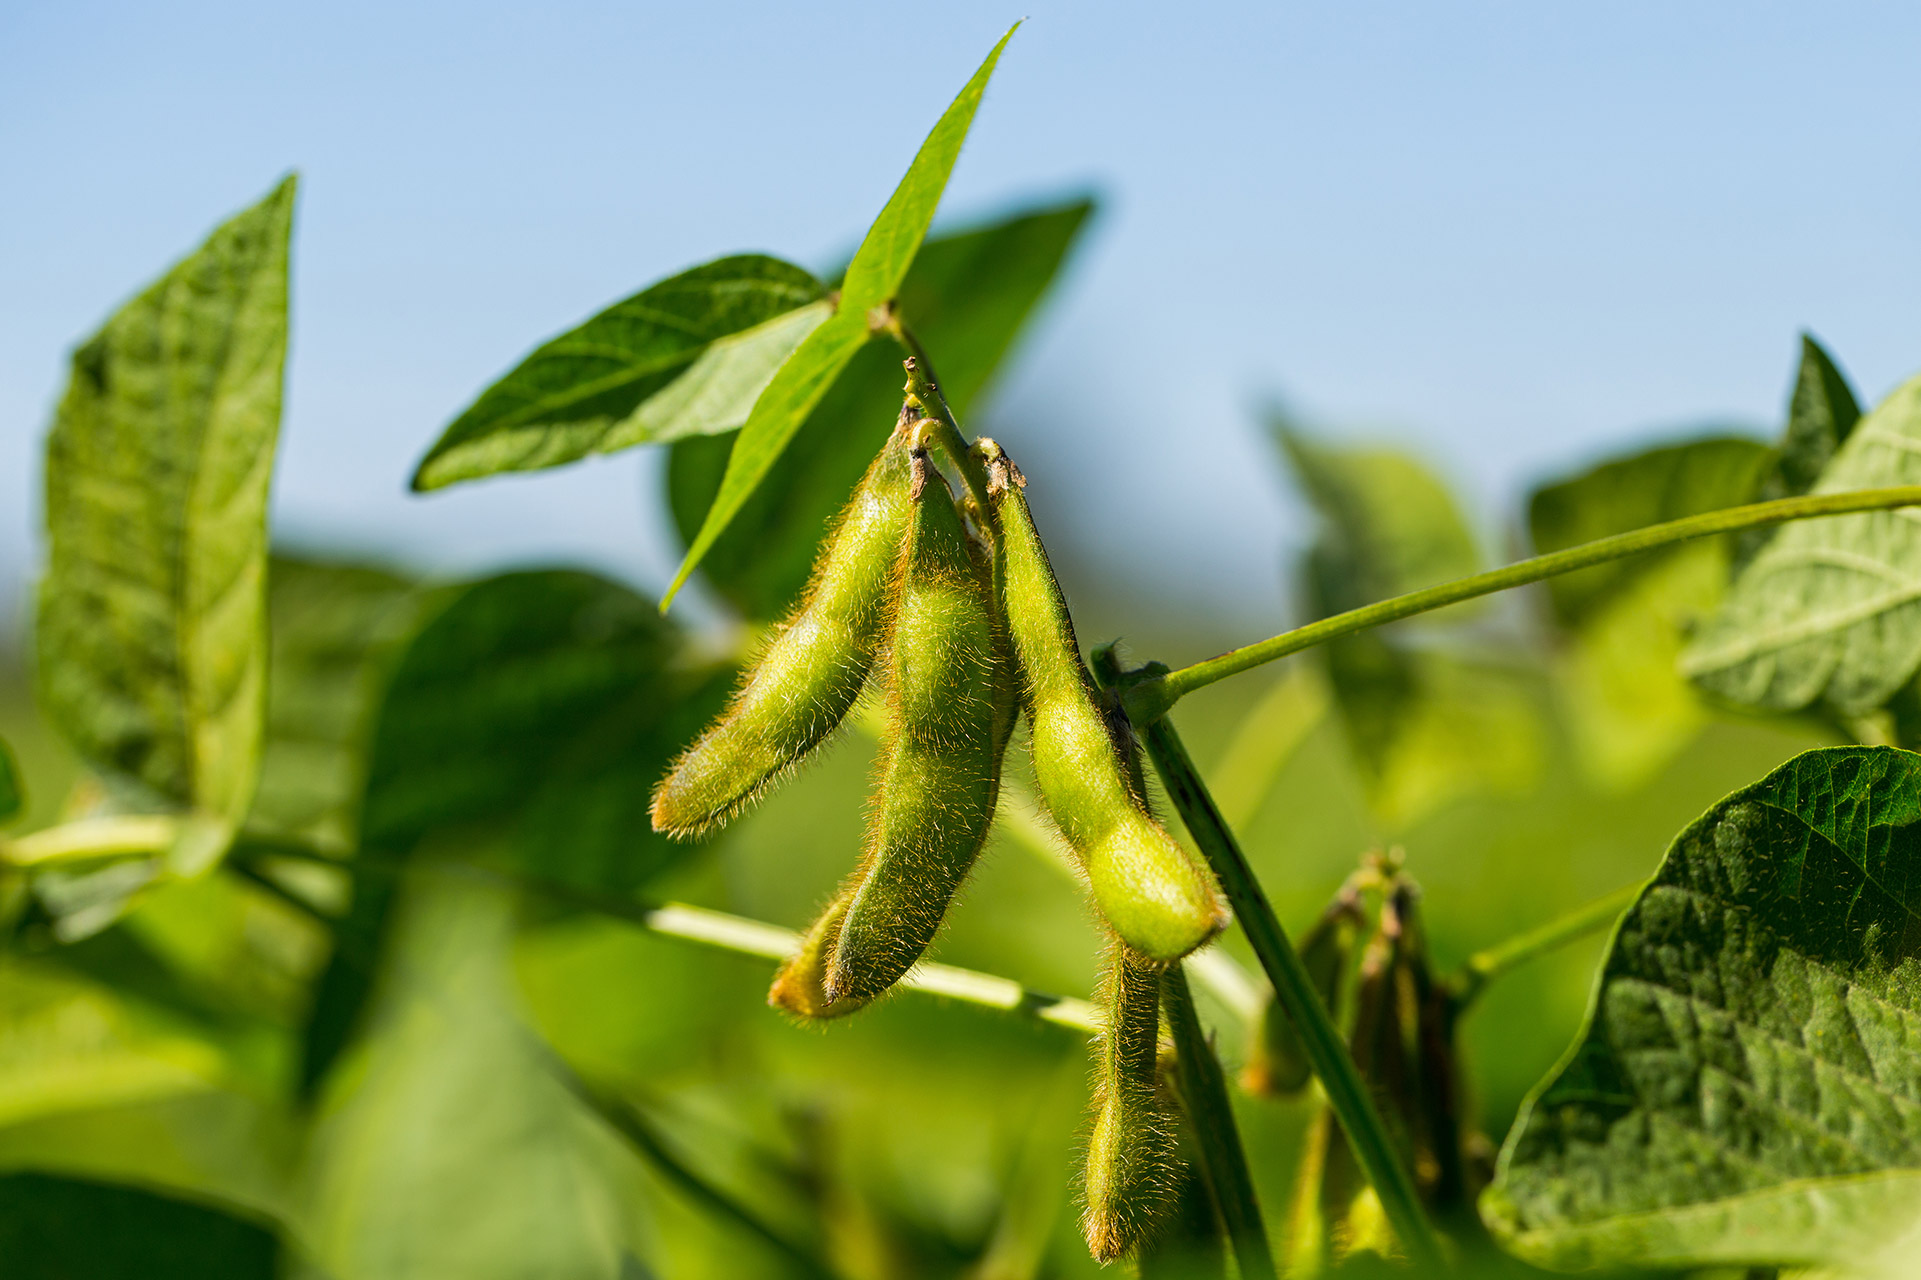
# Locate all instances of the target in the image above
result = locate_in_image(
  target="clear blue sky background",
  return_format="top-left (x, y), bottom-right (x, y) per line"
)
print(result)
top-left (4, 1), bottom-right (1918, 638)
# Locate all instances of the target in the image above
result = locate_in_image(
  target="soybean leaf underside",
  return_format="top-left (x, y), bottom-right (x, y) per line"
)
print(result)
top-left (664, 24), bottom-right (1020, 607)
top-left (36, 176), bottom-right (295, 831)
top-left (411, 255), bottom-right (829, 490)
top-left (1683, 373), bottom-right (1921, 715)
top-left (669, 196), bottom-right (1095, 620)
top-left (1488, 746), bottom-right (1921, 1271)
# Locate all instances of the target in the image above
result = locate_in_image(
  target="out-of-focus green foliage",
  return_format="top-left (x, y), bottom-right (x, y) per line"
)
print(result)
top-left (1274, 425), bottom-right (1541, 829)
top-left (1489, 746), bottom-right (1921, 1272)
top-left (37, 176), bottom-right (294, 834)
top-left (0, 1172), bottom-right (280, 1277)
top-left (1528, 437), bottom-right (1773, 789)
top-left (0, 740), bottom-right (20, 823)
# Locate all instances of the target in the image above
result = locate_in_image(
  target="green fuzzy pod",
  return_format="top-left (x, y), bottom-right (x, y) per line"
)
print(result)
top-left (1242, 888), bottom-right (1362, 1098)
top-left (982, 444), bottom-right (1224, 962)
top-left (652, 426), bottom-right (915, 838)
top-left (767, 889), bottom-right (870, 1020)
top-left (823, 450), bottom-right (1015, 1004)
top-left (1083, 945), bottom-right (1179, 1263)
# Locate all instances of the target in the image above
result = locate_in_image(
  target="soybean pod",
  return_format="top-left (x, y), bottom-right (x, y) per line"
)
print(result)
top-left (978, 441), bottom-right (1225, 962)
top-left (767, 888), bottom-right (869, 1020)
top-left (1242, 885), bottom-right (1363, 1098)
top-left (823, 442), bottom-right (1015, 1004)
top-left (1083, 944), bottom-right (1179, 1263)
top-left (652, 420), bottom-right (915, 838)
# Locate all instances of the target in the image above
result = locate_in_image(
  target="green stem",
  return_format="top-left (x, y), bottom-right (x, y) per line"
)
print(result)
top-left (1124, 484), bottom-right (1921, 724)
top-left (1137, 713), bottom-right (1449, 1272)
top-left (1162, 965), bottom-right (1277, 1280)
top-left (1448, 881), bottom-right (1643, 1008)
top-left (887, 321), bottom-right (996, 517)
top-left (0, 815), bottom-right (178, 866)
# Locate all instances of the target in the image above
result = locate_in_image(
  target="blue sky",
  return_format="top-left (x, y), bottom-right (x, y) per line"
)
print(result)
top-left (4, 1), bottom-right (1918, 637)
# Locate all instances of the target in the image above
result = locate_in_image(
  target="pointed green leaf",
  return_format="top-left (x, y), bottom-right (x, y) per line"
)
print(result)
top-left (663, 24), bottom-right (1020, 608)
top-left (0, 1173), bottom-right (280, 1278)
top-left (1488, 746), bottom-right (1921, 1271)
top-left (0, 738), bottom-right (20, 824)
top-left (1682, 372), bottom-right (1921, 714)
top-left (668, 196), bottom-right (1095, 619)
top-left (37, 176), bottom-right (296, 831)
top-left (411, 256), bottom-right (829, 490)
top-left (1735, 335), bottom-right (1864, 569)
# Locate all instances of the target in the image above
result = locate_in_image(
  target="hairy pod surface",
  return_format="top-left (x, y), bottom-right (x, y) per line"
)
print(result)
top-left (824, 449), bottom-right (1014, 1004)
top-left (652, 425), bottom-right (914, 838)
top-left (981, 443), bottom-right (1224, 961)
top-left (1083, 945), bottom-right (1179, 1263)
top-left (1243, 887), bottom-right (1363, 1098)
top-left (767, 889), bottom-right (870, 1020)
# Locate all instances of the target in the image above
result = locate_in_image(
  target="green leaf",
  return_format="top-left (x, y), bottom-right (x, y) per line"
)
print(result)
top-left (0, 1172), bottom-right (279, 1277)
top-left (669, 196), bottom-right (1094, 619)
top-left (663, 24), bottom-right (1020, 609)
top-left (36, 175), bottom-right (296, 833)
top-left (1487, 745), bottom-right (1921, 1271)
top-left (1527, 437), bottom-right (1774, 788)
top-left (0, 738), bottom-right (20, 824)
top-left (1681, 372), bottom-right (1921, 714)
top-left (301, 870), bottom-right (647, 1280)
top-left (411, 256), bottom-right (829, 490)
top-left (300, 570), bottom-right (728, 1092)
top-left (245, 555), bottom-right (431, 853)
top-left (1528, 437), bottom-right (1773, 627)
top-left (1768, 334), bottom-right (1865, 502)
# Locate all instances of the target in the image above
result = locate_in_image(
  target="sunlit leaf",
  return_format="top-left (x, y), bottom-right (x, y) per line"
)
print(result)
top-left (1527, 437), bottom-right (1773, 788)
top-left (1682, 372), bottom-right (1921, 714)
top-left (0, 1172), bottom-right (279, 1278)
top-left (36, 176), bottom-right (295, 832)
top-left (1488, 746), bottom-right (1921, 1271)
top-left (411, 257), bottom-right (828, 491)
top-left (670, 196), bottom-right (1094, 619)
top-left (301, 870), bottom-right (647, 1280)
top-left (300, 570), bottom-right (727, 1091)
top-left (663, 25), bottom-right (1020, 608)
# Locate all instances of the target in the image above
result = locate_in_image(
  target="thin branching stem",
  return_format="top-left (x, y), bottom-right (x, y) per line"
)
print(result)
top-left (1448, 881), bottom-right (1643, 1008)
top-left (1124, 484), bottom-right (1921, 724)
top-left (1162, 965), bottom-right (1277, 1280)
top-left (886, 320), bottom-right (997, 517)
top-left (1133, 712), bottom-right (1450, 1272)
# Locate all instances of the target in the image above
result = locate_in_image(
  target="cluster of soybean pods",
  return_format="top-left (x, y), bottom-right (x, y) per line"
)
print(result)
top-left (651, 364), bottom-right (1226, 1260)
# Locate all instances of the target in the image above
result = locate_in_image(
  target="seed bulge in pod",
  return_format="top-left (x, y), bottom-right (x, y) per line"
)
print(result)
top-left (652, 422), bottom-right (914, 838)
top-left (825, 446), bottom-right (1013, 1003)
top-left (980, 440), bottom-right (1225, 962)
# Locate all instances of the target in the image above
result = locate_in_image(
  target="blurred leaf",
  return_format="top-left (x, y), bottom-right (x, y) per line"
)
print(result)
top-left (0, 1172), bottom-right (279, 1277)
top-left (36, 175), bottom-right (295, 831)
top-left (1527, 438), bottom-right (1773, 789)
top-left (1682, 372), bottom-right (1921, 714)
top-left (0, 737), bottom-right (20, 823)
top-left (245, 555), bottom-right (432, 853)
top-left (670, 197), bottom-right (1094, 619)
top-left (1734, 334), bottom-right (1864, 567)
top-left (1273, 429), bottom-right (1531, 826)
top-left (301, 570), bottom-right (727, 1092)
top-left (411, 256), bottom-right (829, 491)
top-left (1276, 427), bottom-right (1481, 614)
top-left (1528, 437), bottom-right (1772, 627)
top-left (1488, 745), bottom-right (1921, 1271)
top-left (665, 25), bottom-right (1019, 607)
top-left (301, 869), bottom-right (648, 1280)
